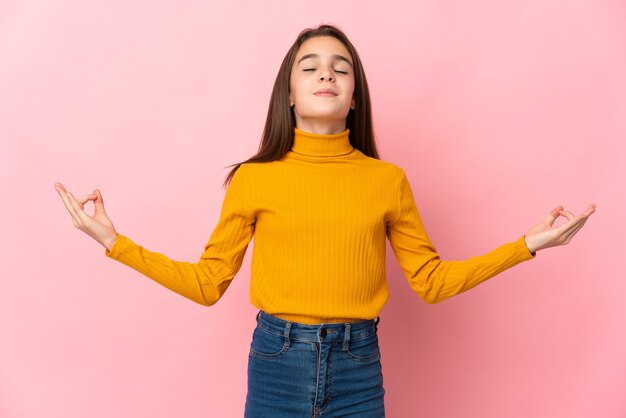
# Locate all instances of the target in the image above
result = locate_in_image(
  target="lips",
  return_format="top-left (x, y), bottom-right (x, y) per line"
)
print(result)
top-left (314, 88), bottom-right (337, 96)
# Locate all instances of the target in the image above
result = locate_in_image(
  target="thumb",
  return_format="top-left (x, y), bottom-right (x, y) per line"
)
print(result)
top-left (543, 205), bottom-right (564, 227)
top-left (93, 189), bottom-right (107, 214)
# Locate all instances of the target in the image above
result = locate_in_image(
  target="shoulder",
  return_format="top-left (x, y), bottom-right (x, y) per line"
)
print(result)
top-left (234, 160), bottom-right (283, 179)
top-left (227, 160), bottom-right (283, 189)
top-left (354, 151), bottom-right (407, 180)
top-left (225, 163), bottom-right (254, 192)
top-left (230, 161), bottom-right (271, 178)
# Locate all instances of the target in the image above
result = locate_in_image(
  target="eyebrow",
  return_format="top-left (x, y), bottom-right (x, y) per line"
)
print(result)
top-left (297, 53), bottom-right (353, 67)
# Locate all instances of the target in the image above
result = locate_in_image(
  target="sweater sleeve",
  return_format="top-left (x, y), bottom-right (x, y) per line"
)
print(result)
top-left (104, 167), bottom-right (255, 306)
top-left (386, 171), bottom-right (535, 304)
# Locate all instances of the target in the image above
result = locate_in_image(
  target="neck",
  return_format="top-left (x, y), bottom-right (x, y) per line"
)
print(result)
top-left (291, 127), bottom-right (353, 157)
top-left (295, 120), bottom-right (347, 135)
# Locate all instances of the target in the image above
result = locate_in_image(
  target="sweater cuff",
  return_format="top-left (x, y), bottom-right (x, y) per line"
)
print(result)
top-left (105, 233), bottom-right (131, 259)
top-left (519, 235), bottom-right (537, 259)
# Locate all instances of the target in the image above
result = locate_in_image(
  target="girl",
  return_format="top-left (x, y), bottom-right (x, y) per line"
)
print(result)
top-left (55, 24), bottom-right (595, 417)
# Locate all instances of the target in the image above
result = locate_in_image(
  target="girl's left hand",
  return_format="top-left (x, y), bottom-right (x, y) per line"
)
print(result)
top-left (524, 204), bottom-right (596, 254)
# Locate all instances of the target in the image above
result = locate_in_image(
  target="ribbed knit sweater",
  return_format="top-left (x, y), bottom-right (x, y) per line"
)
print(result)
top-left (105, 127), bottom-right (535, 324)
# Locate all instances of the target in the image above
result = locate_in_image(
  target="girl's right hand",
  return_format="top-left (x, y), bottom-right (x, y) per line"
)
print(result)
top-left (54, 182), bottom-right (118, 251)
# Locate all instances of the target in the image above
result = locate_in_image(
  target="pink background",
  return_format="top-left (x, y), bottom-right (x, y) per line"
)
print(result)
top-left (1, 1), bottom-right (624, 417)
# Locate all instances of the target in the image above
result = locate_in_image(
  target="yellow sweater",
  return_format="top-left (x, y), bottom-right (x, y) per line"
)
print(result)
top-left (106, 128), bottom-right (535, 324)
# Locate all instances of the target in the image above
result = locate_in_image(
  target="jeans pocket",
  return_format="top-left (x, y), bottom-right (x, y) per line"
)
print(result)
top-left (249, 325), bottom-right (290, 360)
top-left (345, 332), bottom-right (381, 363)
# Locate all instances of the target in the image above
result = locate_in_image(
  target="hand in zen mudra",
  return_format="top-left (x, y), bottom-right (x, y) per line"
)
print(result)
top-left (55, 181), bottom-right (595, 255)
top-left (523, 204), bottom-right (596, 254)
top-left (54, 182), bottom-right (118, 251)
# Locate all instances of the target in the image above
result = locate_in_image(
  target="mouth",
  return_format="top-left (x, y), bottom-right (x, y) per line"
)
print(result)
top-left (314, 89), bottom-right (337, 97)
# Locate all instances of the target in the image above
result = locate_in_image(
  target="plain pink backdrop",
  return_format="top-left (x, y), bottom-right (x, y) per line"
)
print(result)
top-left (1, 1), bottom-right (624, 417)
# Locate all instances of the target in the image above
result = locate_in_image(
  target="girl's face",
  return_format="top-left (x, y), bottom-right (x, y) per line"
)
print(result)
top-left (289, 36), bottom-right (356, 134)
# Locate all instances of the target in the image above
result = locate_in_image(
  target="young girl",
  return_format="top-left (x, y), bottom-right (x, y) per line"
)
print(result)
top-left (55, 24), bottom-right (595, 418)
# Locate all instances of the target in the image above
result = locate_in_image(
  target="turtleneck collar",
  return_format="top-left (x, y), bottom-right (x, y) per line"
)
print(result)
top-left (291, 127), bottom-right (354, 157)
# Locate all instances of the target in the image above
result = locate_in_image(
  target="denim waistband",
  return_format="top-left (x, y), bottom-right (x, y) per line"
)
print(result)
top-left (255, 310), bottom-right (380, 344)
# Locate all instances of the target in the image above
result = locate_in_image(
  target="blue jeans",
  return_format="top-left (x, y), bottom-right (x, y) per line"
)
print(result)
top-left (244, 310), bottom-right (386, 417)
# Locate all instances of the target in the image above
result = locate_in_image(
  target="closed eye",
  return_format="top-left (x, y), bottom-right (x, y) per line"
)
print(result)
top-left (303, 68), bottom-right (349, 74)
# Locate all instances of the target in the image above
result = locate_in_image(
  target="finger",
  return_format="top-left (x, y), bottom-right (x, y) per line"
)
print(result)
top-left (550, 205), bottom-right (564, 215)
top-left (77, 193), bottom-right (97, 206)
top-left (56, 185), bottom-right (81, 224)
top-left (54, 182), bottom-right (66, 193)
top-left (543, 205), bottom-right (564, 227)
top-left (93, 189), bottom-right (107, 214)
top-left (559, 219), bottom-right (588, 243)
top-left (556, 205), bottom-right (595, 229)
top-left (558, 209), bottom-right (576, 222)
top-left (582, 204), bottom-right (596, 217)
top-left (556, 213), bottom-right (588, 236)
top-left (54, 183), bottom-right (70, 204)
top-left (66, 192), bottom-right (91, 226)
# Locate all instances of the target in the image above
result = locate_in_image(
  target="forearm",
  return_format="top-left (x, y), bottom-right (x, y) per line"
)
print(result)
top-left (407, 236), bottom-right (535, 304)
top-left (105, 234), bottom-right (229, 306)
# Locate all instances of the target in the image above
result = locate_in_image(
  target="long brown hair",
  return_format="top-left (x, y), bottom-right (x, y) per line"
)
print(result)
top-left (222, 24), bottom-right (379, 188)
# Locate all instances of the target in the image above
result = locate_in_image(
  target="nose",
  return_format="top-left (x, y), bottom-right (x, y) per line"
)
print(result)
top-left (319, 70), bottom-right (334, 82)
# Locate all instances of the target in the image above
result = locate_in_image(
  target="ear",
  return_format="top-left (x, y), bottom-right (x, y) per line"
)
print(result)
top-left (350, 97), bottom-right (356, 110)
top-left (289, 96), bottom-right (294, 107)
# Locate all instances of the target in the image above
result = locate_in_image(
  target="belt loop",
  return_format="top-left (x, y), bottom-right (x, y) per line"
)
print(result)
top-left (256, 311), bottom-right (261, 323)
top-left (283, 322), bottom-right (292, 349)
top-left (342, 323), bottom-right (352, 351)
top-left (375, 316), bottom-right (380, 329)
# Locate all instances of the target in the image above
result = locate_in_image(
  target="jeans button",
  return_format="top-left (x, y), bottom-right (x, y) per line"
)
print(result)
top-left (320, 328), bottom-right (327, 338)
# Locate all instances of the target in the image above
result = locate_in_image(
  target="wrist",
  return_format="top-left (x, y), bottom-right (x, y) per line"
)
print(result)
top-left (524, 235), bottom-right (537, 256)
top-left (102, 231), bottom-right (118, 252)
